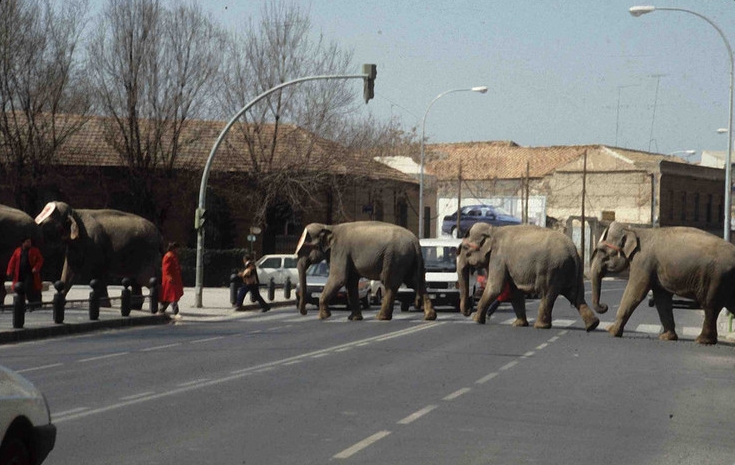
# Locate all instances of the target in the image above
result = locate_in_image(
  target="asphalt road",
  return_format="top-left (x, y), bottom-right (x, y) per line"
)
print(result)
top-left (3, 279), bottom-right (735, 464)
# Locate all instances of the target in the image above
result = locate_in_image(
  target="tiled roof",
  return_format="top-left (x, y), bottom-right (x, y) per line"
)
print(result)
top-left (424, 141), bottom-right (682, 181)
top-left (44, 114), bottom-right (416, 184)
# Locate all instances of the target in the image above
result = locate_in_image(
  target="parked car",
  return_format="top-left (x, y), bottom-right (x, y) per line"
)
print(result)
top-left (295, 261), bottom-right (370, 309)
top-left (441, 204), bottom-right (521, 238)
top-left (647, 290), bottom-right (699, 309)
top-left (397, 238), bottom-right (477, 312)
top-left (255, 254), bottom-right (299, 287)
top-left (368, 280), bottom-right (385, 305)
top-left (0, 365), bottom-right (56, 465)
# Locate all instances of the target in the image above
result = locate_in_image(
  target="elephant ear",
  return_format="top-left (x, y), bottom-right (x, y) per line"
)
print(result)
top-left (620, 229), bottom-right (639, 259)
top-left (295, 223), bottom-right (328, 255)
top-left (35, 202), bottom-right (57, 224)
top-left (317, 225), bottom-right (333, 253)
top-left (69, 215), bottom-right (79, 240)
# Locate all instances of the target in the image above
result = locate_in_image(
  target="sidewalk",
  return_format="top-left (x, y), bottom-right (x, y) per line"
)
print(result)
top-left (0, 284), bottom-right (295, 345)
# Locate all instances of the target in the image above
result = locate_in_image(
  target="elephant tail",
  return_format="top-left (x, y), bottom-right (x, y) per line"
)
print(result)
top-left (413, 239), bottom-right (428, 292)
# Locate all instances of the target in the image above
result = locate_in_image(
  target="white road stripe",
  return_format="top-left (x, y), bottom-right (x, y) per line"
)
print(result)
top-left (16, 363), bottom-right (63, 373)
top-left (333, 431), bottom-right (391, 459)
top-left (55, 407), bottom-right (89, 417)
top-left (500, 360), bottom-right (518, 371)
top-left (78, 352), bottom-right (129, 363)
top-left (444, 387), bottom-right (471, 401)
top-left (190, 336), bottom-right (225, 344)
top-left (177, 379), bottom-right (211, 387)
top-left (120, 391), bottom-right (155, 401)
top-left (635, 324), bottom-right (662, 334)
top-left (141, 343), bottom-right (181, 352)
top-left (397, 405), bottom-right (438, 425)
top-left (476, 372), bottom-right (498, 384)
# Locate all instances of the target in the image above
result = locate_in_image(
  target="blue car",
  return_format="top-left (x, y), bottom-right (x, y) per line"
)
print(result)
top-left (441, 204), bottom-right (521, 238)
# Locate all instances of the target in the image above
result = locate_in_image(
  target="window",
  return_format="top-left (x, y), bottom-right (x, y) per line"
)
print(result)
top-left (260, 258), bottom-right (281, 268)
top-left (284, 257), bottom-right (297, 269)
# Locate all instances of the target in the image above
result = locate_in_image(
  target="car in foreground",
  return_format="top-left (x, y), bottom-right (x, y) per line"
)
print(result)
top-left (295, 261), bottom-right (370, 309)
top-left (255, 254), bottom-right (299, 287)
top-left (441, 204), bottom-right (521, 238)
top-left (0, 365), bottom-right (56, 465)
top-left (368, 280), bottom-right (385, 305)
top-left (397, 238), bottom-right (477, 312)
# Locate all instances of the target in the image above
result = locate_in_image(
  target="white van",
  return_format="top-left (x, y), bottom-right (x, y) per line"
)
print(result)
top-left (255, 254), bottom-right (299, 286)
top-left (396, 238), bottom-right (476, 312)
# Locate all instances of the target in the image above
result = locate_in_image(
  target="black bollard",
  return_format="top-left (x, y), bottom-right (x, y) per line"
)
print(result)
top-left (284, 277), bottom-right (292, 300)
top-left (149, 277), bottom-right (159, 314)
top-left (267, 277), bottom-right (275, 301)
top-left (230, 273), bottom-right (239, 305)
top-left (12, 282), bottom-right (25, 329)
top-left (52, 281), bottom-right (65, 324)
top-left (120, 278), bottom-right (132, 317)
top-left (89, 279), bottom-right (101, 321)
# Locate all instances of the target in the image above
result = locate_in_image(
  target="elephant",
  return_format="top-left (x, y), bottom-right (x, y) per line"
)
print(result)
top-left (590, 221), bottom-right (735, 344)
top-left (458, 223), bottom-right (600, 331)
top-left (295, 221), bottom-right (436, 321)
top-left (0, 204), bottom-right (44, 306)
top-left (34, 201), bottom-right (162, 306)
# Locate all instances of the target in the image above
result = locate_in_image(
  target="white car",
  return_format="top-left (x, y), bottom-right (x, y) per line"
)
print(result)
top-left (0, 365), bottom-right (56, 464)
top-left (397, 238), bottom-right (477, 312)
top-left (368, 280), bottom-right (385, 305)
top-left (255, 254), bottom-right (299, 287)
top-left (295, 261), bottom-right (370, 309)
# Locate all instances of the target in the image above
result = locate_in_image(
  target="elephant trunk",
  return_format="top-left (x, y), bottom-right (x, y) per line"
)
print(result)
top-left (589, 255), bottom-right (609, 314)
top-left (297, 256), bottom-right (310, 315)
top-left (457, 259), bottom-right (473, 317)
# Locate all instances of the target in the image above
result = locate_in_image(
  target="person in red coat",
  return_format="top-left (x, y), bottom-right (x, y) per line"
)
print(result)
top-left (6, 237), bottom-right (44, 307)
top-left (486, 279), bottom-right (513, 315)
top-left (159, 242), bottom-right (183, 315)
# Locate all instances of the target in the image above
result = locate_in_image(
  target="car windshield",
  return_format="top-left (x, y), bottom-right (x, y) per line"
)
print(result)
top-left (422, 246), bottom-right (457, 272)
top-left (306, 261), bottom-right (329, 277)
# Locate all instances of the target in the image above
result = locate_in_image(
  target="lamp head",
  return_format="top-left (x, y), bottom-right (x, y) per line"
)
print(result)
top-left (471, 86), bottom-right (489, 94)
top-left (629, 6), bottom-right (656, 17)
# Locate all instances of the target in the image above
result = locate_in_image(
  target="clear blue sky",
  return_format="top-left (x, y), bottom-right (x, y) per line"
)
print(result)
top-left (94, 0), bottom-right (735, 157)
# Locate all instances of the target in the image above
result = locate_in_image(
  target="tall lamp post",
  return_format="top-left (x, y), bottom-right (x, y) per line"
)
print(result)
top-left (630, 5), bottom-right (734, 241)
top-left (418, 86), bottom-right (488, 238)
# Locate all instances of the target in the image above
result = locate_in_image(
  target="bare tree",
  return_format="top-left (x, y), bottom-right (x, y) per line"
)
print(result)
top-left (86, 0), bottom-right (225, 222)
top-left (0, 0), bottom-right (91, 212)
top-left (218, 0), bottom-right (360, 229)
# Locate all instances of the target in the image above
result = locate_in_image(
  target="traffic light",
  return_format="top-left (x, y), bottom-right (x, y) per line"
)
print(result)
top-left (363, 64), bottom-right (376, 104)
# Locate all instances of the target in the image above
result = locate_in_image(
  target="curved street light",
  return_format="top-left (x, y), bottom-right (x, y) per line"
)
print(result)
top-left (418, 86), bottom-right (488, 238)
top-left (629, 5), bottom-right (734, 241)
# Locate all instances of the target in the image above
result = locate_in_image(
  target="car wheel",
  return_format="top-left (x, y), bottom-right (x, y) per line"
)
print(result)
top-left (400, 300), bottom-right (411, 312)
top-left (451, 227), bottom-right (458, 239)
top-left (361, 294), bottom-right (370, 309)
top-left (0, 433), bottom-right (32, 465)
top-left (373, 288), bottom-right (382, 305)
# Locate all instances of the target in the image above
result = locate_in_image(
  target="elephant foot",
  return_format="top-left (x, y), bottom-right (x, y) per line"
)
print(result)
top-left (299, 307), bottom-right (307, 316)
top-left (473, 313), bottom-right (486, 324)
top-left (695, 333), bottom-right (716, 345)
top-left (658, 330), bottom-right (679, 341)
top-left (376, 311), bottom-right (392, 321)
top-left (585, 317), bottom-right (600, 332)
top-left (533, 320), bottom-right (552, 329)
top-left (348, 312), bottom-right (364, 321)
top-left (318, 309), bottom-right (331, 320)
top-left (424, 310), bottom-right (437, 321)
top-left (607, 324), bottom-right (623, 338)
top-left (512, 318), bottom-right (529, 327)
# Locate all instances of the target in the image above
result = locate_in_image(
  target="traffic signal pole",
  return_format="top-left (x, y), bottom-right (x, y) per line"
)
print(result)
top-left (194, 65), bottom-right (376, 307)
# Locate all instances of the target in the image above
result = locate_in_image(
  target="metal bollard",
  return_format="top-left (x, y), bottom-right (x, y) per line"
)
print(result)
top-left (230, 274), bottom-right (239, 305)
top-left (149, 277), bottom-right (159, 314)
top-left (268, 277), bottom-right (275, 301)
top-left (120, 278), bottom-right (132, 317)
top-left (52, 281), bottom-right (65, 324)
top-left (12, 282), bottom-right (25, 329)
top-left (89, 279), bottom-right (101, 321)
top-left (284, 277), bottom-right (292, 300)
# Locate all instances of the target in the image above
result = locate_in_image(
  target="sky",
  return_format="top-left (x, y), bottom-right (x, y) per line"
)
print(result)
top-left (89, 0), bottom-right (735, 158)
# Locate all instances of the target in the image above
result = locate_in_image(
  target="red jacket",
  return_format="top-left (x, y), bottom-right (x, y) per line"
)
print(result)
top-left (6, 246), bottom-right (44, 293)
top-left (497, 281), bottom-right (512, 302)
top-left (160, 251), bottom-right (184, 303)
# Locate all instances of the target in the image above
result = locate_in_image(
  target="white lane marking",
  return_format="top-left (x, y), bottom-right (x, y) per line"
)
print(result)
top-left (55, 407), bottom-right (89, 417)
top-left (78, 352), bottom-right (129, 363)
top-left (476, 372), bottom-right (498, 384)
top-left (177, 378), bottom-right (211, 387)
top-left (120, 391), bottom-right (155, 401)
top-left (548, 336), bottom-right (560, 342)
top-left (16, 363), bottom-right (64, 373)
top-left (636, 324), bottom-right (662, 334)
top-left (553, 319), bottom-right (575, 327)
top-left (443, 387), bottom-right (471, 401)
top-left (141, 343), bottom-right (182, 352)
top-left (333, 431), bottom-right (392, 459)
top-left (536, 342), bottom-right (549, 350)
top-left (283, 360), bottom-right (302, 366)
top-left (397, 405), bottom-right (438, 425)
top-left (522, 351), bottom-right (535, 358)
top-left (500, 360), bottom-right (518, 371)
top-left (190, 336), bottom-right (225, 344)
top-left (311, 353), bottom-right (330, 359)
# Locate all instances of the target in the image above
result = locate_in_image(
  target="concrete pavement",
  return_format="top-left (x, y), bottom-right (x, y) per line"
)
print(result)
top-left (0, 284), bottom-right (296, 345)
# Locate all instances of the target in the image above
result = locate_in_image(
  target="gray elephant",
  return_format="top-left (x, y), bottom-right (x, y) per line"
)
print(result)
top-left (0, 204), bottom-right (44, 305)
top-left (295, 221), bottom-right (436, 321)
top-left (590, 221), bottom-right (735, 344)
top-left (34, 201), bottom-right (162, 305)
top-left (458, 223), bottom-right (600, 331)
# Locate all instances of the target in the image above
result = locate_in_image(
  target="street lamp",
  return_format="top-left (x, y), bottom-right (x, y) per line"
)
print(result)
top-left (629, 5), bottom-right (734, 241)
top-left (418, 86), bottom-right (488, 238)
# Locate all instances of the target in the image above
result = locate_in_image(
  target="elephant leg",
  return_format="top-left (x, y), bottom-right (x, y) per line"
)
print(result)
top-left (318, 277), bottom-right (344, 320)
top-left (420, 292), bottom-right (436, 321)
top-left (652, 290), bottom-right (678, 341)
top-left (562, 286), bottom-right (599, 331)
top-left (696, 306), bottom-right (720, 345)
top-left (534, 293), bottom-right (557, 329)
top-left (607, 280), bottom-right (648, 337)
top-left (510, 292), bottom-right (529, 327)
top-left (346, 281), bottom-right (363, 321)
top-left (377, 288), bottom-right (396, 320)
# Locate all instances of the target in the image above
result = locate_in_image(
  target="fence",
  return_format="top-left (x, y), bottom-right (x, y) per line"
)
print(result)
top-left (5, 278), bottom-right (160, 329)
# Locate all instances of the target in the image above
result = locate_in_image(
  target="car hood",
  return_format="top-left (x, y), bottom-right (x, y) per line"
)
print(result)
top-left (0, 365), bottom-right (52, 434)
